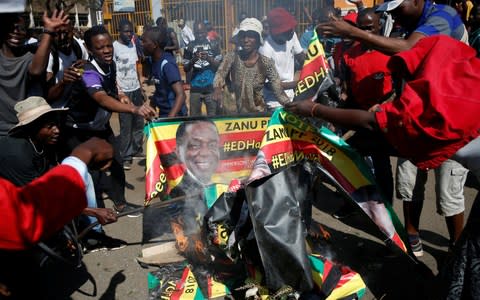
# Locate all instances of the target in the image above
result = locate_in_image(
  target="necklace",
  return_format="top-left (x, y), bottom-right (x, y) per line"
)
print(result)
top-left (28, 138), bottom-right (44, 155)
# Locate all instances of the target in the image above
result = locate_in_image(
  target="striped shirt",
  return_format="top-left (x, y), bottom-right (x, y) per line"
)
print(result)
top-left (414, 0), bottom-right (467, 42)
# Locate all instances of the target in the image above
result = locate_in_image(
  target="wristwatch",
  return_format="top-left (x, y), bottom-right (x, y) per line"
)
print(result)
top-left (42, 28), bottom-right (57, 37)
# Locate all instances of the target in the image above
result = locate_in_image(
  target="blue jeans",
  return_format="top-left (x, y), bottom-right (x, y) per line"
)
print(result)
top-left (119, 89), bottom-right (145, 162)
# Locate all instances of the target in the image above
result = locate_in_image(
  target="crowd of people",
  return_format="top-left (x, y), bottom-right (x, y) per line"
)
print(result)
top-left (1, 0), bottom-right (480, 298)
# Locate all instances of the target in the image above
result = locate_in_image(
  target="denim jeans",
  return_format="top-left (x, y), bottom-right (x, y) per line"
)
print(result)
top-left (118, 89), bottom-right (145, 162)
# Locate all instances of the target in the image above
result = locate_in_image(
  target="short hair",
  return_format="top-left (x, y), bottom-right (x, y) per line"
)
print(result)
top-left (176, 119), bottom-right (218, 147)
top-left (118, 19), bottom-right (133, 30)
top-left (84, 25), bottom-right (111, 50)
top-left (357, 7), bottom-right (378, 21)
top-left (144, 26), bottom-right (167, 49)
top-left (156, 17), bottom-right (166, 27)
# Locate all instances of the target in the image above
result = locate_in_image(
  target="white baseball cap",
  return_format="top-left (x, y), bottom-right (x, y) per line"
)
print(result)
top-left (377, 0), bottom-right (406, 12)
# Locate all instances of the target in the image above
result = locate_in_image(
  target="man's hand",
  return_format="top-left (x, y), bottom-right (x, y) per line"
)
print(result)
top-left (119, 94), bottom-right (131, 104)
top-left (63, 60), bottom-right (85, 84)
top-left (317, 16), bottom-right (355, 38)
top-left (83, 207), bottom-right (118, 225)
top-left (42, 10), bottom-right (69, 33)
top-left (70, 137), bottom-right (114, 170)
top-left (134, 103), bottom-right (158, 120)
top-left (284, 99), bottom-right (316, 117)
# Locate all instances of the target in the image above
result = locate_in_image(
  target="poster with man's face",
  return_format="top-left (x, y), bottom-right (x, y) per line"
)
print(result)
top-left (144, 114), bottom-right (270, 204)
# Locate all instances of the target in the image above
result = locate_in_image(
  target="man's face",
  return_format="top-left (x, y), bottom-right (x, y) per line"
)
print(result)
top-left (119, 24), bottom-right (133, 44)
top-left (6, 17), bottom-right (26, 50)
top-left (88, 33), bottom-right (114, 64)
top-left (56, 24), bottom-right (74, 52)
top-left (357, 13), bottom-right (380, 35)
top-left (271, 29), bottom-right (294, 45)
top-left (390, 0), bottom-right (421, 30)
top-left (178, 122), bottom-right (220, 184)
top-left (35, 119), bottom-right (61, 146)
top-left (194, 23), bottom-right (208, 41)
top-left (141, 34), bottom-right (155, 56)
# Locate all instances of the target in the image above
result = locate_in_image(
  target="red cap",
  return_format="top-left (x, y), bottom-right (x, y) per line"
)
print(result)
top-left (267, 7), bottom-right (297, 35)
top-left (343, 12), bottom-right (358, 25)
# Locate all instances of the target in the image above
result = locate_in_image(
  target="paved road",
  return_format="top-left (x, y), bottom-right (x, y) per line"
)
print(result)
top-left (60, 114), bottom-right (477, 300)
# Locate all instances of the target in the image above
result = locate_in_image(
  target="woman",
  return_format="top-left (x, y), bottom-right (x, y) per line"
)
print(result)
top-left (213, 18), bottom-right (288, 113)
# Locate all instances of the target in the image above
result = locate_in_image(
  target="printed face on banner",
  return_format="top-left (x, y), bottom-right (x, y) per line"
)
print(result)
top-left (145, 115), bottom-right (270, 202)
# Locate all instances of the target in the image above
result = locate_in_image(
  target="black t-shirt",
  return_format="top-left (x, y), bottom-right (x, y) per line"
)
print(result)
top-left (0, 136), bottom-right (56, 186)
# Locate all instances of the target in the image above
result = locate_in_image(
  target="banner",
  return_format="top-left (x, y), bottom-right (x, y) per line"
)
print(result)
top-left (144, 114), bottom-right (270, 205)
top-left (293, 29), bottom-right (335, 102)
top-left (250, 109), bottom-right (408, 253)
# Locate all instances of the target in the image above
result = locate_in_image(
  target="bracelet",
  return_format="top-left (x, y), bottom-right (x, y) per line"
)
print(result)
top-left (311, 103), bottom-right (320, 117)
top-left (42, 28), bottom-right (57, 37)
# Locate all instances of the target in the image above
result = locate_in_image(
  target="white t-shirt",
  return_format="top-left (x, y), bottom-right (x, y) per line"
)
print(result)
top-left (113, 40), bottom-right (141, 92)
top-left (259, 32), bottom-right (303, 106)
top-left (180, 25), bottom-right (195, 48)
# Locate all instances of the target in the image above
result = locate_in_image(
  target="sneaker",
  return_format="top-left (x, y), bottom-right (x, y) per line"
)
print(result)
top-left (123, 161), bottom-right (132, 170)
top-left (408, 234), bottom-right (424, 257)
top-left (113, 203), bottom-right (142, 218)
top-left (82, 231), bottom-right (127, 253)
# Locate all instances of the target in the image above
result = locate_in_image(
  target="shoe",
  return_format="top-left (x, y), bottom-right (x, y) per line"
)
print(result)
top-left (113, 203), bottom-right (142, 218)
top-left (123, 161), bottom-right (132, 170)
top-left (82, 231), bottom-right (127, 253)
top-left (408, 234), bottom-right (424, 257)
top-left (132, 153), bottom-right (146, 160)
top-left (332, 204), bottom-right (357, 219)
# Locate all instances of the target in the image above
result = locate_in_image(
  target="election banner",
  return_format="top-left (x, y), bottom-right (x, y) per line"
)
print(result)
top-left (250, 109), bottom-right (408, 253)
top-left (293, 29), bottom-right (335, 102)
top-left (144, 114), bottom-right (269, 205)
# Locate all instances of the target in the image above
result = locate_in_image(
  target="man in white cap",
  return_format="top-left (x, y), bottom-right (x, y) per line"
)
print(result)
top-left (319, 0), bottom-right (468, 256)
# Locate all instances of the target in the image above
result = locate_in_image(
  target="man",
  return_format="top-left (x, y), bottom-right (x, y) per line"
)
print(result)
top-left (0, 137), bottom-right (114, 299)
top-left (142, 26), bottom-right (187, 117)
top-left (183, 21), bottom-right (222, 116)
top-left (143, 120), bottom-right (225, 255)
top-left (113, 19), bottom-right (146, 170)
top-left (177, 18), bottom-right (195, 49)
top-left (172, 119), bottom-right (221, 197)
top-left (156, 16), bottom-right (180, 54)
top-left (0, 96), bottom-right (125, 253)
top-left (46, 22), bottom-right (89, 107)
top-left (0, 10), bottom-right (69, 136)
top-left (62, 25), bottom-right (156, 216)
top-left (260, 7), bottom-right (305, 111)
top-left (319, 0), bottom-right (469, 256)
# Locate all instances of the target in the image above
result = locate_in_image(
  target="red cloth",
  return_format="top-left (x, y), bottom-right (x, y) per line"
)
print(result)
top-left (375, 35), bottom-right (480, 170)
top-left (0, 165), bottom-right (87, 250)
top-left (343, 43), bottom-right (393, 110)
top-left (267, 7), bottom-right (297, 35)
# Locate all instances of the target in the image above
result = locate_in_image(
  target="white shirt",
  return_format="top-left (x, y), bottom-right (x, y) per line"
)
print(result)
top-left (259, 32), bottom-right (303, 105)
top-left (180, 25), bottom-right (195, 48)
top-left (113, 40), bottom-right (141, 92)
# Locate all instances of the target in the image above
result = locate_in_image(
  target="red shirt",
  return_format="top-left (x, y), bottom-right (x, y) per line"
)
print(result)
top-left (0, 165), bottom-right (87, 250)
top-left (375, 36), bottom-right (480, 170)
top-left (343, 43), bottom-right (393, 110)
